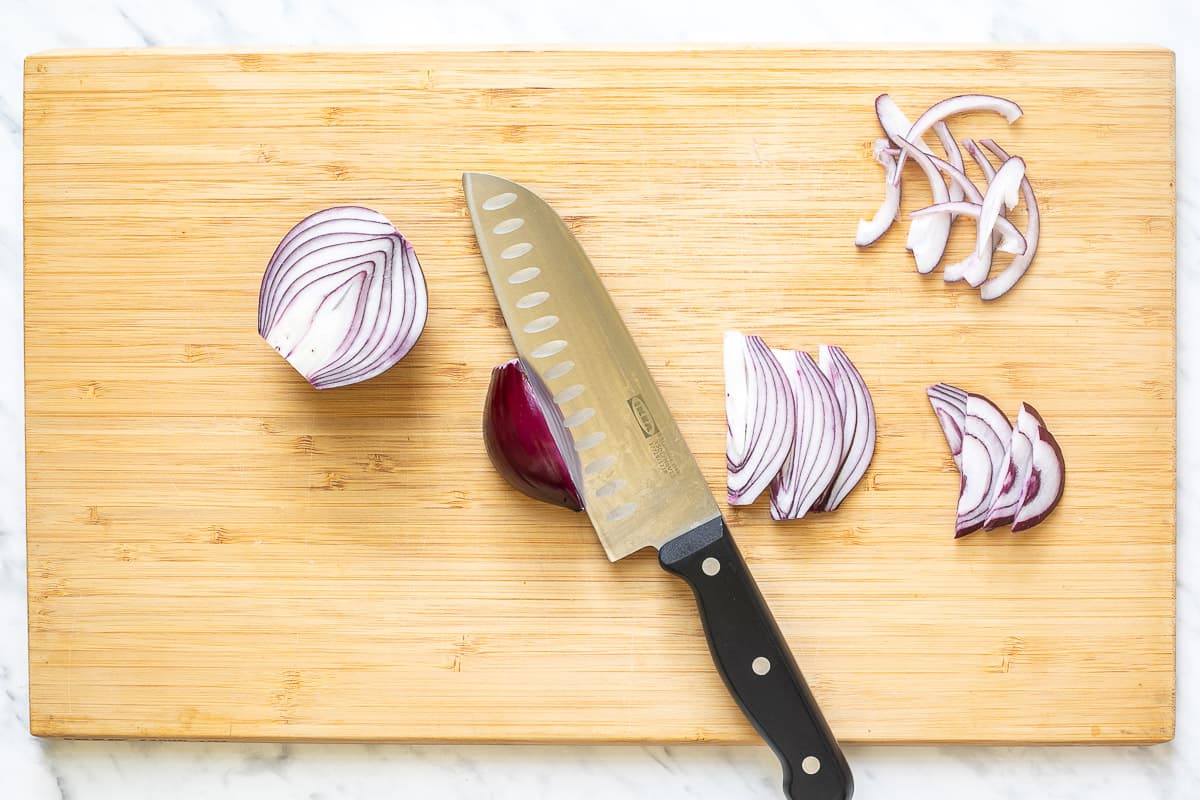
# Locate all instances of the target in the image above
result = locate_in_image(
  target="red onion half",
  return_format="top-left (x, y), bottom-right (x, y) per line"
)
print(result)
top-left (258, 206), bottom-right (428, 389)
top-left (483, 358), bottom-right (583, 512)
top-left (725, 332), bottom-right (798, 505)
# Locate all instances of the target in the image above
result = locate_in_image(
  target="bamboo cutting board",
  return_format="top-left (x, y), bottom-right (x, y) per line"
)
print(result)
top-left (24, 47), bottom-right (1175, 744)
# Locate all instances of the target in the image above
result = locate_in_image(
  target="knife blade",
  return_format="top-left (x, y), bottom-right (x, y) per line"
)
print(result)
top-left (464, 172), bottom-right (853, 800)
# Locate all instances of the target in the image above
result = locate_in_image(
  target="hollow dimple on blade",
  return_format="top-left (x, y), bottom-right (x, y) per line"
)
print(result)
top-left (463, 172), bottom-right (719, 561)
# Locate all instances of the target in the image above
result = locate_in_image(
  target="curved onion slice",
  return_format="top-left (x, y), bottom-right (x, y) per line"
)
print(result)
top-left (933, 122), bottom-right (966, 209)
top-left (945, 156), bottom-right (1026, 286)
top-left (963, 138), bottom-right (998, 182)
top-left (875, 95), bottom-right (934, 159)
top-left (725, 332), bottom-right (798, 505)
top-left (896, 95), bottom-right (1023, 175)
top-left (258, 206), bottom-right (428, 389)
top-left (875, 96), bottom-right (950, 272)
top-left (910, 203), bottom-right (1026, 255)
top-left (1012, 422), bottom-right (1066, 532)
top-left (818, 345), bottom-right (876, 511)
top-left (890, 134), bottom-right (951, 273)
top-left (927, 383), bottom-right (968, 468)
top-left (483, 358), bottom-right (583, 511)
top-left (927, 152), bottom-right (983, 203)
top-left (979, 139), bottom-right (1041, 300)
top-left (982, 403), bottom-right (1041, 530)
top-left (856, 139), bottom-right (902, 247)
top-left (769, 350), bottom-right (844, 520)
top-left (962, 138), bottom-right (1007, 250)
top-left (956, 393), bottom-right (1013, 537)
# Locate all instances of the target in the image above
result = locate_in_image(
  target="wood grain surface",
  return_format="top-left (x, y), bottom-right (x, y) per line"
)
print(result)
top-left (24, 47), bottom-right (1175, 743)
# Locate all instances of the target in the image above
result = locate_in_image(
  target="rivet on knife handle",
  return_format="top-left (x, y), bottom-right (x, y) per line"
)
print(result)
top-left (659, 517), bottom-right (854, 800)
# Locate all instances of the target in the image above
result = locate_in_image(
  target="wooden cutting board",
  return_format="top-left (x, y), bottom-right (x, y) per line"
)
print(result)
top-left (24, 47), bottom-right (1175, 744)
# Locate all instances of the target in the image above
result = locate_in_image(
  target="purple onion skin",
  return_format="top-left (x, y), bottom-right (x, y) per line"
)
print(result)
top-left (483, 360), bottom-right (584, 512)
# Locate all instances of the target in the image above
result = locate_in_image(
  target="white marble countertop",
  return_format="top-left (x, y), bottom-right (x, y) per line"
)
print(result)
top-left (2, 0), bottom-right (1196, 797)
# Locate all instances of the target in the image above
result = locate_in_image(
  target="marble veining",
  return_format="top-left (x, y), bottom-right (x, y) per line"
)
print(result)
top-left (3, 0), bottom-right (1196, 797)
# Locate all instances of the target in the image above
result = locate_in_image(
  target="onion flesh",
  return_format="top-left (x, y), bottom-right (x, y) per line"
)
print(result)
top-left (910, 203), bottom-right (1026, 255)
top-left (979, 140), bottom-right (1041, 301)
top-left (855, 139), bottom-right (903, 247)
top-left (944, 156), bottom-right (1025, 286)
top-left (817, 345), bottom-right (876, 511)
top-left (896, 94), bottom-right (1023, 176)
top-left (725, 332), bottom-right (798, 505)
top-left (927, 383), bottom-right (968, 468)
top-left (933, 122), bottom-right (965, 210)
top-left (932, 387), bottom-right (1065, 537)
top-left (856, 95), bottom-right (1038, 298)
top-left (483, 358), bottom-right (583, 512)
top-left (955, 393), bottom-right (1013, 537)
top-left (890, 135), bottom-right (951, 273)
top-left (769, 350), bottom-right (843, 520)
top-left (962, 138), bottom-right (1006, 251)
top-left (875, 96), bottom-right (950, 273)
top-left (258, 206), bottom-right (428, 389)
top-left (1012, 422), bottom-right (1066, 532)
top-left (963, 138), bottom-right (998, 182)
top-left (926, 152), bottom-right (984, 204)
top-left (982, 403), bottom-right (1041, 530)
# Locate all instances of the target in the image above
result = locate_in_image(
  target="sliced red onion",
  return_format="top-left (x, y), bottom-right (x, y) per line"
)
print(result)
top-left (258, 206), bottom-right (428, 389)
top-left (933, 122), bottom-right (965, 210)
top-left (855, 139), bottom-right (902, 247)
top-left (927, 383), bottom-right (968, 468)
top-left (961, 138), bottom-right (1007, 250)
top-left (483, 358), bottom-right (583, 512)
top-left (725, 332), bottom-right (798, 506)
top-left (875, 96), bottom-right (952, 272)
top-left (890, 134), bottom-right (951, 273)
top-left (768, 350), bottom-right (844, 520)
top-left (896, 95), bottom-right (1022, 176)
top-left (982, 403), bottom-right (1041, 530)
top-left (910, 203), bottom-right (1026, 255)
top-left (817, 345), bottom-right (876, 511)
top-left (875, 94), bottom-right (935, 161)
top-left (1012, 420), bottom-right (1066, 532)
top-left (926, 152), bottom-right (983, 204)
top-left (955, 393), bottom-right (1012, 537)
top-left (979, 140), bottom-right (1041, 301)
top-left (963, 138), bottom-right (998, 182)
top-left (945, 156), bottom-right (1025, 286)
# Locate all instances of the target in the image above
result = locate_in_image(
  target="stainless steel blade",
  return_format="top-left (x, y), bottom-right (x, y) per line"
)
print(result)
top-left (464, 172), bottom-right (720, 561)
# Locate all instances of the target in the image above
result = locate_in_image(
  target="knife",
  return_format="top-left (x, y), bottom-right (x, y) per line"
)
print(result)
top-left (463, 172), bottom-right (853, 800)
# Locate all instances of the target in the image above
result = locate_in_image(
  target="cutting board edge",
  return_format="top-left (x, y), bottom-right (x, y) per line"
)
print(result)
top-left (23, 43), bottom-right (1178, 67)
top-left (28, 719), bottom-right (1176, 746)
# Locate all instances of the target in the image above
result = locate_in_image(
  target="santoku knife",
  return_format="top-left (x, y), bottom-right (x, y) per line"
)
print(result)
top-left (463, 172), bottom-right (853, 800)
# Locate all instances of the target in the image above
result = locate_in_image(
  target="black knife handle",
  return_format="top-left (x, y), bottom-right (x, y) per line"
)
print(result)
top-left (659, 517), bottom-right (853, 800)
